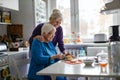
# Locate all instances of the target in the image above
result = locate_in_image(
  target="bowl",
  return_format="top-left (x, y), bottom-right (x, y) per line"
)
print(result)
top-left (83, 59), bottom-right (94, 66)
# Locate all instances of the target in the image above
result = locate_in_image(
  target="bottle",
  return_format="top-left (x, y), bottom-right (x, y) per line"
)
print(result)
top-left (76, 35), bottom-right (82, 43)
top-left (109, 25), bottom-right (120, 73)
top-left (79, 47), bottom-right (86, 57)
top-left (71, 32), bottom-right (76, 44)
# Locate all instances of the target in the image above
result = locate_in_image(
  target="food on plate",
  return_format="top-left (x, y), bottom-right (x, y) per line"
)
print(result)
top-left (78, 59), bottom-right (82, 62)
top-left (70, 59), bottom-right (76, 63)
top-left (64, 53), bottom-right (83, 64)
top-left (65, 59), bottom-right (82, 64)
top-left (65, 53), bottom-right (73, 61)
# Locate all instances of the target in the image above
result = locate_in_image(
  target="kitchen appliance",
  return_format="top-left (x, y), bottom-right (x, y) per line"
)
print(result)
top-left (94, 33), bottom-right (107, 43)
top-left (109, 25), bottom-right (120, 73)
top-left (109, 25), bottom-right (120, 41)
top-left (0, 42), bottom-right (12, 80)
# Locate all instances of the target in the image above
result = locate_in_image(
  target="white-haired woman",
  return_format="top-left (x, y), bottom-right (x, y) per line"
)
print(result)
top-left (28, 23), bottom-right (66, 80)
top-left (29, 9), bottom-right (66, 54)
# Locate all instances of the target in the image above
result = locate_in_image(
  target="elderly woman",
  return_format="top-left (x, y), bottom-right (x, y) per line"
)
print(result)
top-left (28, 23), bottom-right (66, 80)
top-left (29, 9), bottom-right (66, 54)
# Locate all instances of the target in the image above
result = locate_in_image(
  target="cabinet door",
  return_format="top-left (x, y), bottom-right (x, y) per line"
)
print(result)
top-left (7, 24), bottom-right (23, 38)
top-left (0, 0), bottom-right (19, 11)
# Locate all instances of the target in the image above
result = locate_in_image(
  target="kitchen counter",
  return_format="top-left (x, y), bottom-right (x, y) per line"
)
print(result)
top-left (7, 47), bottom-right (29, 55)
top-left (64, 43), bottom-right (109, 48)
top-left (8, 47), bottom-right (30, 65)
top-left (8, 47), bottom-right (30, 79)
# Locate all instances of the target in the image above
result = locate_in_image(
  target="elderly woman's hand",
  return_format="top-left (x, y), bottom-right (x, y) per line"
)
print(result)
top-left (56, 54), bottom-right (64, 59)
top-left (33, 35), bottom-right (45, 42)
top-left (50, 54), bottom-right (64, 60)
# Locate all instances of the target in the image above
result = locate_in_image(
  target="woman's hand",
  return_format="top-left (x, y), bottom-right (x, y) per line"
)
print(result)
top-left (62, 50), bottom-right (67, 54)
top-left (51, 54), bottom-right (64, 60)
top-left (56, 54), bottom-right (64, 59)
top-left (33, 35), bottom-right (45, 42)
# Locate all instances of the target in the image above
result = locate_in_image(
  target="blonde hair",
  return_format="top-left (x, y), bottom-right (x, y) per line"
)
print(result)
top-left (52, 9), bottom-right (61, 14)
top-left (41, 23), bottom-right (56, 34)
top-left (49, 9), bottom-right (63, 21)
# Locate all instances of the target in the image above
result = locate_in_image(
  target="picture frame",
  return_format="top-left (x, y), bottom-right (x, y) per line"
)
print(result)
top-left (1, 11), bottom-right (11, 23)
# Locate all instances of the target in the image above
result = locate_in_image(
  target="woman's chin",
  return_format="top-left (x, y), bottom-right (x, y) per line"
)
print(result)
top-left (49, 39), bottom-right (52, 41)
top-left (46, 39), bottom-right (52, 42)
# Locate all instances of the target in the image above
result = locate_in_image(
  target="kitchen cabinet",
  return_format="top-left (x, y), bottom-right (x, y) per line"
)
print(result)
top-left (0, 0), bottom-right (19, 11)
top-left (8, 47), bottom-right (29, 80)
top-left (7, 24), bottom-right (23, 38)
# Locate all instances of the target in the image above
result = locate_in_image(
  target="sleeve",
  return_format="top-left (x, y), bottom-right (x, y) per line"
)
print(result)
top-left (29, 23), bottom-right (44, 47)
top-left (31, 39), bottom-right (50, 65)
top-left (57, 26), bottom-right (65, 53)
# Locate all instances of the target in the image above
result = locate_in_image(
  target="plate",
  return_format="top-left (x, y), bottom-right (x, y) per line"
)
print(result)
top-left (65, 60), bottom-right (82, 65)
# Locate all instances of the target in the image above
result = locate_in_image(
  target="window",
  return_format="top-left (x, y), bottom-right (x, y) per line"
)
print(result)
top-left (56, 0), bottom-right (113, 42)
top-left (78, 0), bottom-right (113, 40)
top-left (56, 0), bottom-right (71, 37)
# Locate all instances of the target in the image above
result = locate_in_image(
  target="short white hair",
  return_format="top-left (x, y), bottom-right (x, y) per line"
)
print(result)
top-left (41, 23), bottom-right (56, 34)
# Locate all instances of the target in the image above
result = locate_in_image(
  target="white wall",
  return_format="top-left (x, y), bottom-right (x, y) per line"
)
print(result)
top-left (0, 25), bottom-right (7, 35)
top-left (11, 0), bottom-right (49, 41)
top-left (11, 0), bottom-right (35, 41)
top-left (109, 13), bottom-right (120, 36)
top-left (113, 13), bottom-right (120, 25)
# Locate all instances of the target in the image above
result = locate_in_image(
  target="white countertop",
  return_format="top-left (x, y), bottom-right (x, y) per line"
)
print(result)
top-left (7, 47), bottom-right (29, 55)
top-left (37, 60), bottom-right (120, 78)
top-left (65, 43), bottom-right (109, 47)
